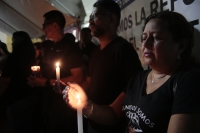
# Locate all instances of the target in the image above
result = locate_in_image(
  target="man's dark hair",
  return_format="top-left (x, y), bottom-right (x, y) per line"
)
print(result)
top-left (65, 33), bottom-right (76, 43)
top-left (93, 0), bottom-right (121, 27)
top-left (43, 10), bottom-right (66, 29)
top-left (81, 27), bottom-right (91, 33)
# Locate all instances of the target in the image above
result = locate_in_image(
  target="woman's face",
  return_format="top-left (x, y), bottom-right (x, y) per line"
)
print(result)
top-left (142, 18), bottom-right (180, 70)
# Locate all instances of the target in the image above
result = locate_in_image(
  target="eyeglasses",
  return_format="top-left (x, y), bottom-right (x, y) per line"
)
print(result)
top-left (89, 13), bottom-right (111, 20)
top-left (42, 22), bottom-right (54, 29)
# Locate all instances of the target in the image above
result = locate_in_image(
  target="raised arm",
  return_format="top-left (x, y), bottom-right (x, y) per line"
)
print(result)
top-left (63, 82), bottom-right (125, 125)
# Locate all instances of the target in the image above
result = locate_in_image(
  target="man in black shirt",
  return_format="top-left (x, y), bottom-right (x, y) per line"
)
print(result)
top-left (84, 1), bottom-right (143, 133)
top-left (28, 10), bottom-right (85, 133)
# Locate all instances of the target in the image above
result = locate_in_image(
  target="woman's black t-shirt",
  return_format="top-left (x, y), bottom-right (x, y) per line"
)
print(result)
top-left (123, 68), bottom-right (200, 133)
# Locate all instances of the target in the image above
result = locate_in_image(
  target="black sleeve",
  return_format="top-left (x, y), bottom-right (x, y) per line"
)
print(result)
top-left (117, 42), bottom-right (143, 83)
top-left (67, 42), bottom-right (84, 69)
top-left (172, 70), bottom-right (200, 114)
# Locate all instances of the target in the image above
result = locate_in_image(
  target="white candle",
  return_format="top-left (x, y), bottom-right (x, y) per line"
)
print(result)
top-left (77, 94), bottom-right (83, 133)
top-left (56, 62), bottom-right (60, 88)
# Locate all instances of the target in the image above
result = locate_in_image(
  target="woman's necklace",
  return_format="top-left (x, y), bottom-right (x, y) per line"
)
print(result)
top-left (151, 73), bottom-right (167, 83)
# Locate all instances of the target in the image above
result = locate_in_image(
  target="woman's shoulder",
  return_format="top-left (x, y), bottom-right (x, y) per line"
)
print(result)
top-left (180, 69), bottom-right (200, 81)
top-left (129, 70), bottom-right (150, 84)
top-left (174, 65), bottom-right (200, 80)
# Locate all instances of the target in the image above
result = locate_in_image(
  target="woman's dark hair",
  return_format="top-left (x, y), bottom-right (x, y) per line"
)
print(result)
top-left (0, 41), bottom-right (10, 55)
top-left (12, 31), bottom-right (35, 64)
top-left (143, 11), bottom-right (200, 68)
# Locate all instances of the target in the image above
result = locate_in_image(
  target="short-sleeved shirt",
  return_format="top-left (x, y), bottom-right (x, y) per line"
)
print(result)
top-left (88, 36), bottom-right (143, 132)
top-left (123, 67), bottom-right (200, 133)
top-left (41, 38), bottom-right (83, 79)
top-left (40, 36), bottom-right (84, 132)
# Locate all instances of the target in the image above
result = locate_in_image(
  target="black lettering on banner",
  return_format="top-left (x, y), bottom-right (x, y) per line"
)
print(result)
top-left (135, 11), bottom-right (140, 26)
top-left (130, 37), bottom-right (139, 51)
top-left (118, 15), bottom-right (133, 33)
top-left (171, 0), bottom-right (177, 11)
top-left (129, 37), bottom-right (134, 44)
top-left (128, 15), bottom-right (133, 29)
top-left (141, 7), bottom-right (146, 24)
top-left (160, 0), bottom-right (169, 12)
top-left (135, 7), bottom-right (146, 26)
top-left (124, 17), bottom-right (128, 30)
top-left (183, 0), bottom-right (195, 5)
top-left (118, 19), bottom-right (124, 32)
top-left (150, 0), bottom-right (158, 14)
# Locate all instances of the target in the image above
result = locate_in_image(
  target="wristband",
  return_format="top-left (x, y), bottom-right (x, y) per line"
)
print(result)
top-left (83, 100), bottom-right (93, 118)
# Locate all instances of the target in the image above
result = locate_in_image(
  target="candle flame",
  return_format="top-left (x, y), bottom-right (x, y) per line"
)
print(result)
top-left (56, 62), bottom-right (60, 67)
top-left (31, 66), bottom-right (40, 71)
top-left (76, 94), bottom-right (80, 99)
top-left (76, 94), bottom-right (81, 103)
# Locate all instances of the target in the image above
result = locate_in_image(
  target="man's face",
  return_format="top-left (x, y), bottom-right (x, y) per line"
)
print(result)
top-left (89, 7), bottom-right (112, 38)
top-left (42, 19), bottom-right (56, 39)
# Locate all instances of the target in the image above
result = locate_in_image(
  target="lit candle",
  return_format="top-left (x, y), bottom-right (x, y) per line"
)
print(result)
top-left (76, 94), bottom-right (83, 133)
top-left (56, 62), bottom-right (60, 89)
top-left (31, 66), bottom-right (40, 77)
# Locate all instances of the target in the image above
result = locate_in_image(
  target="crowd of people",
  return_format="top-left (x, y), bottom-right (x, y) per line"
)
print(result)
top-left (0, 0), bottom-right (200, 133)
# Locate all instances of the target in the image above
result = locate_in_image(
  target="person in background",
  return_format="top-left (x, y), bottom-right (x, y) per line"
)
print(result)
top-left (63, 11), bottom-right (200, 133)
top-left (80, 27), bottom-right (98, 86)
top-left (33, 42), bottom-right (43, 65)
top-left (0, 41), bottom-right (10, 61)
top-left (80, 27), bottom-right (97, 60)
top-left (71, 0), bottom-right (143, 133)
top-left (0, 41), bottom-right (10, 73)
top-left (28, 10), bottom-right (86, 133)
top-left (0, 31), bottom-right (42, 133)
top-left (65, 33), bottom-right (76, 43)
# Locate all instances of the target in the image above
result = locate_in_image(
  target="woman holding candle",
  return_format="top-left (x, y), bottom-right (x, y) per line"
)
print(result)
top-left (63, 11), bottom-right (200, 133)
top-left (0, 31), bottom-right (42, 133)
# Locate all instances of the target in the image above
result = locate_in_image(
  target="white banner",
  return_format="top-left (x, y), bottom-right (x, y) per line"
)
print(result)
top-left (117, 0), bottom-right (200, 69)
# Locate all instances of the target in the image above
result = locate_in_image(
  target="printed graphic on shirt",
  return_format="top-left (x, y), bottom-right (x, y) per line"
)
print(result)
top-left (123, 105), bottom-right (155, 132)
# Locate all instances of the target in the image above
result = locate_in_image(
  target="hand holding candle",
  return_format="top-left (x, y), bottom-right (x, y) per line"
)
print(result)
top-left (62, 82), bottom-right (89, 133)
top-left (62, 82), bottom-right (88, 109)
top-left (31, 66), bottom-right (40, 77)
